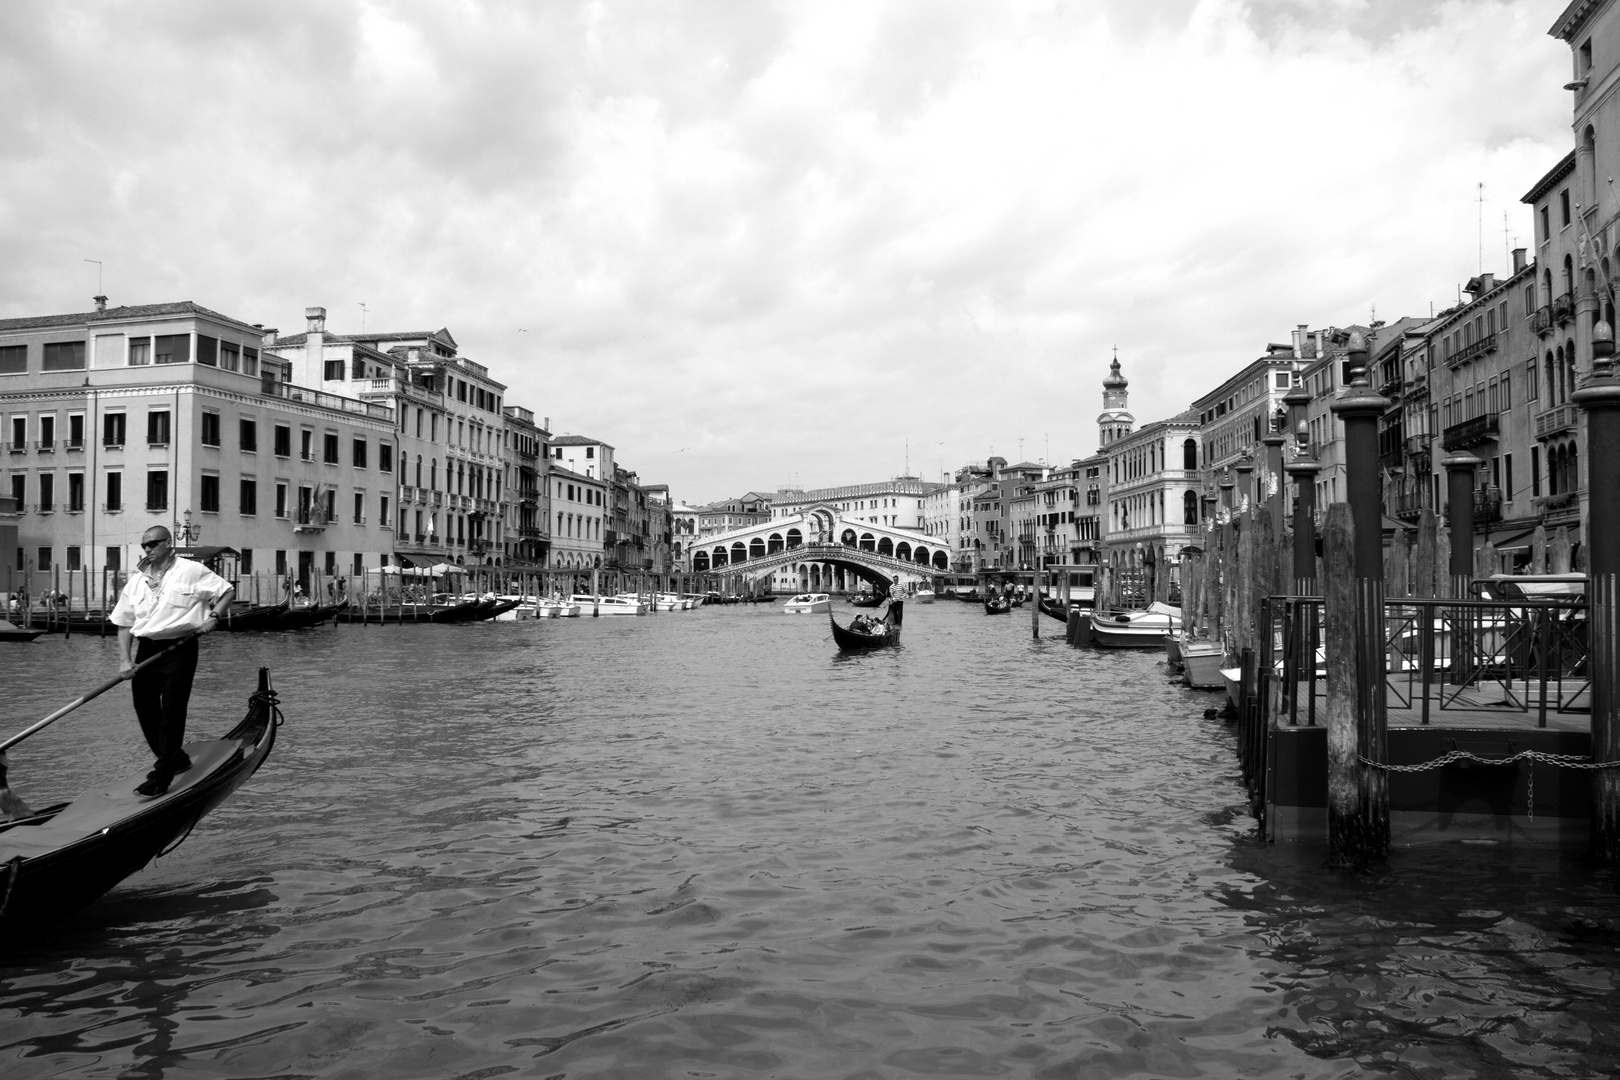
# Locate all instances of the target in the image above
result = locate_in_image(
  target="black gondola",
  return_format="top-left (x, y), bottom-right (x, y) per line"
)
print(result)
top-left (849, 593), bottom-right (884, 608)
top-left (983, 596), bottom-right (1011, 614)
top-left (0, 620), bottom-right (45, 643)
top-left (830, 601), bottom-right (902, 650)
top-left (216, 601), bottom-right (291, 632)
top-left (1038, 595), bottom-right (1069, 623)
top-left (0, 667), bottom-right (280, 932)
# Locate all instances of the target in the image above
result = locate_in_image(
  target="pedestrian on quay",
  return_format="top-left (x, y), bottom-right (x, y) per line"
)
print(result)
top-left (111, 526), bottom-right (235, 798)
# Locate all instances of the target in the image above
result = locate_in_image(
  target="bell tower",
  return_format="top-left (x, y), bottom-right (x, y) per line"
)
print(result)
top-left (1098, 348), bottom-right (1134, 447)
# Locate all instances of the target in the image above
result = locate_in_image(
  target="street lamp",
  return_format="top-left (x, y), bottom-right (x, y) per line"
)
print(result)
top-left (176, 509), bottom-right (201, 546)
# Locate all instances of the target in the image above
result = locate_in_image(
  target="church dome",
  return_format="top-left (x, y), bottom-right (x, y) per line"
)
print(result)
top-left (1103, 357), bottom-right (1128, 390)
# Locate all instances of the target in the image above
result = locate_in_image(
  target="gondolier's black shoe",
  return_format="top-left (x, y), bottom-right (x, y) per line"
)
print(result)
top-left (135, 777), bottom-right (171, 798)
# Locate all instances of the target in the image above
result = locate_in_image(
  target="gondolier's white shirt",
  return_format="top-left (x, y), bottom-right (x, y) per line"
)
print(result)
top-left (111, 558), bottom-right (231, 640)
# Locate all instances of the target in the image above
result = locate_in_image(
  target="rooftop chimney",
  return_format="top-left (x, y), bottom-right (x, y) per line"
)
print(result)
top-left (93, 295), bottom-right (107, 313)
top-left (1512, 247), bottom-right (1527, 274)
top-left (305, 306), bottom-right (326, 334)
top-left (1292, 324), bottom-right (1307, 358)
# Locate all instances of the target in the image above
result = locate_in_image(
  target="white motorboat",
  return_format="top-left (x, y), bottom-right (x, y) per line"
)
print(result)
top-left (494, 594), bottom-right (531, 621)
top-left (783, 592), bottom-right (832, 614)
top-left (1088, 602), bottom-right (1183, 649)
top-left (571, 594), bottom-right (646, 616)
top-left (912, 588), bottom-right (936, 604)
top-left (535, 598), bottom-right (582, 618)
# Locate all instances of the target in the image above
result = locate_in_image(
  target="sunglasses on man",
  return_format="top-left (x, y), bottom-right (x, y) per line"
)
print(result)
top-left (140, 538), bottom-right (169, 550)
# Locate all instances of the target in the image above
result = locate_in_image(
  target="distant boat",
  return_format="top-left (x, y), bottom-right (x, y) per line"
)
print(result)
top-left (571, 594), bottom-right (646, 616)
top-left (849, 592), bottom-right (884, 608)
top-left (1180, 638), bottom-right (1226, 689)
top-left (984, 596), bottom-right (1012, 615)
top-left (784, 593), bottom-right (831, 614)
top-left (912, 588), bottom-right (935, 604)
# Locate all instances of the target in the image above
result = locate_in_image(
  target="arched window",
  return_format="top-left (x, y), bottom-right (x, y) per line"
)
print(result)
top-left (430, 459), bottom-right (438, 490)
top-left (914, 545), bottom-right (929, 564)
top-left (877, 537), bottom-right (894, 557)
top-left (840, 529), bottom-right (857, 546)
top-left (693, 551), bottom-right (709, 572)
top-left (731, 541), bottom-right (747, 563)
top-left (895, 542), bottom-right (911, 561)
top-left (785, 528), bottom-right (802, 548)
top-left (712, 547), bottom-right (728, 567)
top-left (1569, 441), bottom-right (1580, 493)
top-left (1547, 351), bottom-right (1558, 404)
top-left (933, 550), bottom-right (948, 570)
top-left (1564, 254), bottom-right (1575, 299)
top-left (860, 533), bottom-right (876, 552)
top-left (1183, 439), bottom-right (1197, 470)
top-left (749, 537), bottom-right (766, 559)
top-left (768, 533), bottom-right (784, 554)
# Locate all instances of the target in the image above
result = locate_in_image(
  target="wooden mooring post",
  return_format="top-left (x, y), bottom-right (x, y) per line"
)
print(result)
top-left (1323, 333), bottom-right (1390, 865)
top-left (1573, 321), bottom-right (1620, 863)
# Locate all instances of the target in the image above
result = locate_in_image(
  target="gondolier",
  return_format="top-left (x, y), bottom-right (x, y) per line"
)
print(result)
top-left (111, 526), bottom-right (234, 797)
top-left (887, 575), bottom-right (906, 607)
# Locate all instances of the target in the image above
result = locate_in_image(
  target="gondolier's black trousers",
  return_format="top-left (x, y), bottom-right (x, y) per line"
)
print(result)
top-left (131, 635), bottom-right (199, 781)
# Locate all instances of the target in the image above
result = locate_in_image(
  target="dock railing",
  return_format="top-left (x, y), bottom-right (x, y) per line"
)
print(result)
top-left (1266, 594), bottom-right (1590, 729)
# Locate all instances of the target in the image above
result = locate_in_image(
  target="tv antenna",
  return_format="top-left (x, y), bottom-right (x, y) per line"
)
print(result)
top-left (84, 259), bottom-right (102, 296)
top-left (358, 302), bottom-right (368, 332)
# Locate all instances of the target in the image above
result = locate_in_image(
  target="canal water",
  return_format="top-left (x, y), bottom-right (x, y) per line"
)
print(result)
top-left (1, 601), bottom-right (1617, 1078)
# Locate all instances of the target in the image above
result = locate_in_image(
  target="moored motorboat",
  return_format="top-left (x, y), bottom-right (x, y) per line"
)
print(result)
top-left (783, 593), bottom-right (832, 614)
top-left (830, 602), bottom-right (902, 650)
top-left (911, 588), bottom-right (935, 604)
top-left (0, 667), bottom-right (280, 932)
top-left (1088, 602), bottom-right (1182, 649)
top-left (571, 594), bottom-right (646, 616)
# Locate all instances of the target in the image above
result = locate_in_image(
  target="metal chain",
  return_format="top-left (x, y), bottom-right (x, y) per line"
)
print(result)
top-left (1361, 751), bottom-right (1620, 822)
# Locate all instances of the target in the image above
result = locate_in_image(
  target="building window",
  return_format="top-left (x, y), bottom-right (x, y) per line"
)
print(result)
top-left (380, 494), bottom-right (390, 528)
top-left (301, 430), bottom-right (314, 461)
top-left (240, 548), bottom-right (252, 574)
top-left (68, 472), bottom-right (83, 512)
top-left (102, 412), bottom-right (125, 448)
top-left (146, 470), bottom-right (168, 512)
top-left (220, 341), bottom-right (240, 371)
top-left (274, 424), bottom-right (291, 457)
top-left (0, 345), bottom-right (25, 374)
top-left (241, 478), bottom-right (257, 515)
top-left (354, 491), bottom-right (365, 524)
top-left (276, 549), bottom-right (286, 576)
top-left (37, 547), bottom-right (51, 572)
top-left (324, 432), bottom-right (339, 464)
top-left (68, 414), bottom-right (83, 449)
top-left (275, 482), bottom-right (288, 518)
top-left (1531, 445), bottom-right (1541, 496)
top-left (147, 410), bottom-right (170, 446)
top-left (200, 474), bottom-right (220, 513)
top-left (379, 442), bottom-right (393, 472)
top-left (1561, 189), bottom-right (1571, 227)
top-left (106, 545), bottom-right (121, 572)
top-left (201, 412), bottom-right (220, 446)
top-left (243, 346), bottom-right (259, 377)
top-left (324, 359), bottom-right (345, 381)
top-left (241, 418), bottom-right (258, 452)
top-left (38, 472), bottom-right (54, 512)
top-left (105, 471), bottom-right (121, 511)
top-left (153, 334), bottom-right (189, 365)
top-left (352, 438), bottom-right (368, 469)
top-left (196, 335), bottom-right (218, 366)
top-left (128, 338), bottom-right (150, 365)
top-left (42, 341), bottom-right (86, 371)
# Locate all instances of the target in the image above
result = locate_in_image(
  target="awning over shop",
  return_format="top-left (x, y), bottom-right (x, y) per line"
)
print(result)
top-left (1490, 528), bottom-right (1538, 552)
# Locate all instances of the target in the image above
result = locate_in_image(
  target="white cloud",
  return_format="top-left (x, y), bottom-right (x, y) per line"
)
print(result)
top-left (0, 0), bottom-right (1574, 500)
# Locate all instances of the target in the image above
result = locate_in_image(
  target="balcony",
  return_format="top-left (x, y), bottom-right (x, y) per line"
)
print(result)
top-left (293, 509), bottom-right (328, 533)
top-left (6, 442), bottom-right (23, 454)
top-left (1379, 447), bottom-right (1405, 472)
top-left (35, 439), bottom-right (55, 453)
top-left (1449, 333), bottom-right (1497, 367)
top-left (1394, 490), bottom-right (1431, 521)
top-left (1531, 306), bottom-right (1553, 334)
top-left (1554, 293), bottom-right (1574, 324)
top-left (1440, 412), bottom-right (1499, 451)
top-left (1534, 403), bottom-right (1577, 439)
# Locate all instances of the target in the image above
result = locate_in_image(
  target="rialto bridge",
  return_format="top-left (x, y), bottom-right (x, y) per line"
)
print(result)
top-left (687, 505), bottom-right (947, 592)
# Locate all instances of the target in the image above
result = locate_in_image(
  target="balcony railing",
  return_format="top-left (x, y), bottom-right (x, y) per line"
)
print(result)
top-left (1531, 306), bottom-right (1552, 333)
top-left (1534, 404), bottom-right (1577, 439)
top-left (293, 509), bottom-right (328, 532)
top-left (1440, 412), bottom-right (1499, 451)
top-left (6, 442), bottom-right (24, 454)
top-left (1379, 447), bottom-right (1405, 471)
top-left (1394, 490), bottom-right (1431, 521)
top-left (1449, 333), bottom-right (1497, 366)
top-left (35, 439), bottom-right (55, 453)
top-left (1554, 293), bottom-right (1575, 324)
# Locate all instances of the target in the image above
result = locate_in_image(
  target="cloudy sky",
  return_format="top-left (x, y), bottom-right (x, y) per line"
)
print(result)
top-left (0, 0), bottom-right (1577, 503)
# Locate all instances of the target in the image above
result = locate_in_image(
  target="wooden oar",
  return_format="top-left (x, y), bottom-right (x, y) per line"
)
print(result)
top-left (0, 633), bottom-right (199, 755)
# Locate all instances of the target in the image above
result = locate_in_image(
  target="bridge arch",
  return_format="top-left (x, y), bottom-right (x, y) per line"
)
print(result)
top-left (877, 537), bottom-right (893, 557)
top-left (750, 537), bottom-right (767, 559)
